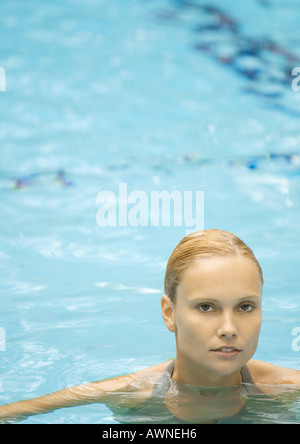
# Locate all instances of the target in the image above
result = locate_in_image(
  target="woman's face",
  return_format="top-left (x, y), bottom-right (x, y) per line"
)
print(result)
top-left (162, 255), bottom-right (263, 386)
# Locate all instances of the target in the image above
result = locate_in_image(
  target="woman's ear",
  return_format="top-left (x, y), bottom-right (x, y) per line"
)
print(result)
top-left (161, 295), bottom-right (176, 332)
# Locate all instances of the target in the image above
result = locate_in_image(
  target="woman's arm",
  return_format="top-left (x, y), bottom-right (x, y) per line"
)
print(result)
top-left (0, 374), bottom-right (137, 423)
top-left (0, 362), bottom-right (167, 423)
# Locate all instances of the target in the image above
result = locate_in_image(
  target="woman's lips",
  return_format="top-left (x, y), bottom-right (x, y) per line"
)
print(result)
top-left (211, 347), bottom-right (242, 358)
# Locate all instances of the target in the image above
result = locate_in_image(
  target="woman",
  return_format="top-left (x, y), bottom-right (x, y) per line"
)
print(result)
top-left (0, 229), bottom-right (299, 424)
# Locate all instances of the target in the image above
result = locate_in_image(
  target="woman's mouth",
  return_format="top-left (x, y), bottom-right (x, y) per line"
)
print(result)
top-left (211, 346), bottom-right (242, 358)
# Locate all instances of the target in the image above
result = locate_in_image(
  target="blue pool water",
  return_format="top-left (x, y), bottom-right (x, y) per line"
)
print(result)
top-left (0, 0), bottom-right (300, 423)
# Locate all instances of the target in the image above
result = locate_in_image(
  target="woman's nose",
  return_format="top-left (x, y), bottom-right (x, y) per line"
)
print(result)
top-left (217, 312), bottom-right (239, 339)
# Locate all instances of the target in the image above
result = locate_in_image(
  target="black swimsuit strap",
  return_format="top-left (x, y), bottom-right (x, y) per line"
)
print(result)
top-left (240, 364), bottom-right (254, 384)
top-left (150, 361), bottom-right (174, 397)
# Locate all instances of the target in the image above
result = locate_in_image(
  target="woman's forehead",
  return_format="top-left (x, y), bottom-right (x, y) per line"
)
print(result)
top-left (177, 256), bottom-right (263, 296)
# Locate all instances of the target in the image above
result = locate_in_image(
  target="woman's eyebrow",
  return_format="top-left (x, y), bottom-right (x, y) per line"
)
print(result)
top-left (189, 295), bottom-right (261, 302)
top-left (239, 295), bottom-right (261, 300)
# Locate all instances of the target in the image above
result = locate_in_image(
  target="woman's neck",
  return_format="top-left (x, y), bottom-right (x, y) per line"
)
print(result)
top-left (172, 358), bottom-right (243, 387)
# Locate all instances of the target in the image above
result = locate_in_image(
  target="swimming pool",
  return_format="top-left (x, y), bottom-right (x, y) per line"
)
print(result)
top-left (0, 0), bottom-right (300, 423)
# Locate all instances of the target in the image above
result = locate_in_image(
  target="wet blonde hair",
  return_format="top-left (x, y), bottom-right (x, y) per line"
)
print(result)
top-left (164, 229), bottom-right (263, 303)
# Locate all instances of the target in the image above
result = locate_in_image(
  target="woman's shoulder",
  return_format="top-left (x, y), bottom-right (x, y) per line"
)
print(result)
top-left (134, 360), bottom-right (173, 377)
top-left (247, 359), bottom-right (300, 385)
top-left (90, 360), bottom-right (172, 408)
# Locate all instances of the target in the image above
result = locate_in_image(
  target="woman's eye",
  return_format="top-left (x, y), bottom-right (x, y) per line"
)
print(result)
top-left (198, 304), bottom-right (214, 312)
top-left (239, 304), bottom-right (254, 312)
